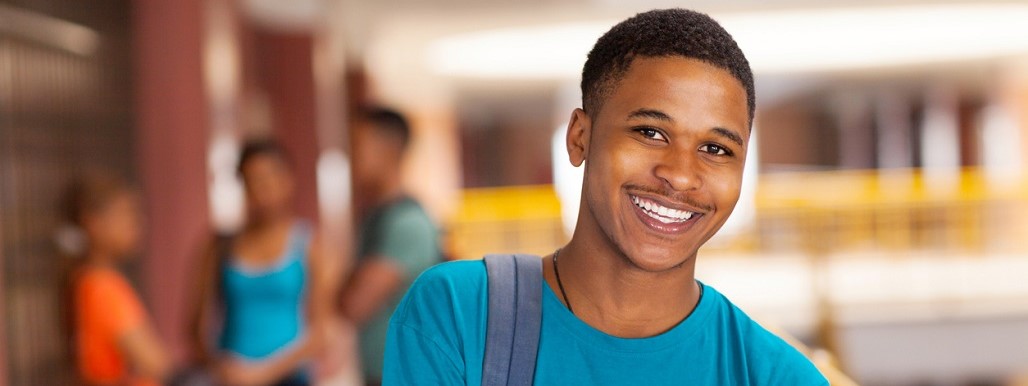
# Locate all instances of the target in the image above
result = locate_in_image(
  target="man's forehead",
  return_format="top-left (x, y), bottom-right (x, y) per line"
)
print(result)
top-left (604, 62), bottom-right (747, 121)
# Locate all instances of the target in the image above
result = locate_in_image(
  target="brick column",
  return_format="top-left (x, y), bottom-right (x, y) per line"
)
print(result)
top-left (133, 0), bottom-right (211, 360)
top-left (257, 32), bottom-right (320, 222)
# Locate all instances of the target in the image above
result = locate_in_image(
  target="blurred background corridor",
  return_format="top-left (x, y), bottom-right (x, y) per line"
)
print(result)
top-left (2, 0), bottom-right (1028, 385)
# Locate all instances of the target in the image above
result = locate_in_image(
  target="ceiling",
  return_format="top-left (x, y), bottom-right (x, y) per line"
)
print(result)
top-left (238, 0), bottom-right (1028, 108)
top-left (245, 0), bottom-right (1003, 53)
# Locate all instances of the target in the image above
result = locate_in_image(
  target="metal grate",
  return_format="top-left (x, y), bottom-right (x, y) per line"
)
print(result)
top-left (0, 1), bottom-right (131, 384)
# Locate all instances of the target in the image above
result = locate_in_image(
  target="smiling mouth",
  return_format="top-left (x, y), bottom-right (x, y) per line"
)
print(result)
top-left (631, 195), bottom-right (696, 224)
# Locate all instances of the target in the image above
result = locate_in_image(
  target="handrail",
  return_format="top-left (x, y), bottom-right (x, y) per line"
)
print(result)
top-left (757, 167), bottom-right (1028, 210)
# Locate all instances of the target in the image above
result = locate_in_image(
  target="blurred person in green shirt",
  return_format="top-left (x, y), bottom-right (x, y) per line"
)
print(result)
top-left (340, 107), bottom-right (441, 386)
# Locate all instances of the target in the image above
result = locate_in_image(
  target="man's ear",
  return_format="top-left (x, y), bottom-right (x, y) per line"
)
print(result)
top-left (566, 108), bottom-right (591, 167)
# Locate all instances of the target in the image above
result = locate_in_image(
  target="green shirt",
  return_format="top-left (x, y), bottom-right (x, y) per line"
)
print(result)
top-left (357, 196), bottom-right (440, 380)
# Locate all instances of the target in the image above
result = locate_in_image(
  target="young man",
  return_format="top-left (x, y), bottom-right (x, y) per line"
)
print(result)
top-left (382, 9), bottom-right (828, 385)
top-left (342, 107), bottom-right (441, 385)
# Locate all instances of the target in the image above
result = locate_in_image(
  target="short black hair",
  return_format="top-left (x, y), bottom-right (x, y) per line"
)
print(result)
top-left (362, 106), bottom-right (411, 150)
top-left (581, 9), bottom-right (755, 125)
top-left (237, 139), bottom-right (292, 175)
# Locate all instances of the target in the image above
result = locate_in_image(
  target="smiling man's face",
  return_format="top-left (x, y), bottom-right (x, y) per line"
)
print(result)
top-left (568, 56), bottom-right (750, 272)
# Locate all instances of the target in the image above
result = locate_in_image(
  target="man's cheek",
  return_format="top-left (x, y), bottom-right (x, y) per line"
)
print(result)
top-left (719, 185), bottom-right (743, 211)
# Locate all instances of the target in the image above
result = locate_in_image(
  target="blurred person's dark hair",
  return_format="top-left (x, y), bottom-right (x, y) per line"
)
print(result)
top-left (581, 8), bottom-right (755, 125)
top-left (236, 138), bottom-right (293, 175)
top-left (62, 169), bottom-right (135, 228)
top-left (361, 106), bottom-right (412, 150)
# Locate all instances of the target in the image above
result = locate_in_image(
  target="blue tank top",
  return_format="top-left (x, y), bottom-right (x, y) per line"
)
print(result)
top-left (219, 222), bottom-right (309, 360)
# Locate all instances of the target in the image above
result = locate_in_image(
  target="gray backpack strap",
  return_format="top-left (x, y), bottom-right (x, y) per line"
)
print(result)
top-left (482, 254), bottom-right (543, 386)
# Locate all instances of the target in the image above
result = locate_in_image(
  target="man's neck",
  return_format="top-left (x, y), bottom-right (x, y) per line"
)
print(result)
top-left (371, 178), bottom-right (405, 208)
top-left (544, 221), bottom-right (701, 338)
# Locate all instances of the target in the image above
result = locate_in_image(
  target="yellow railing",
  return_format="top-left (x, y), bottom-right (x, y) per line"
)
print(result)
top-left (447, 168), bottom-right (1028, 259)
top-left (755, 168), bottom-right (1028, 253)
top-left (448, 184), bottom-right (566, 259)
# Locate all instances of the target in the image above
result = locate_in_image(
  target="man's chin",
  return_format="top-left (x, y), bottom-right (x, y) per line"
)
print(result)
top-left (621, 246), bottom-right (696, 273)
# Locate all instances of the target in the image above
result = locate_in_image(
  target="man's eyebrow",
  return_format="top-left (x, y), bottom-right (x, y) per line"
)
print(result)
top-left (712, 127), bottom-right (744, 147)
top-left (627, 108), bottom-right (673, 122)
top-left (627, 108), bottom-right (744, 146)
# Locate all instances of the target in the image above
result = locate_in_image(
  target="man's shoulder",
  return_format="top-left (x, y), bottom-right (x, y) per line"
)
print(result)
top-left (373, 198), bottom-right (436, 236)
top-left (383, 196), bottom-right (432, 221)
top-left (413, 259), bottom-right (487, 289)
top-left (703, 284), bottom-right (828, 385)
top-left (390, 259), bottom-right (487, 325)
top-left (702, 285), bottom-right (780, 340)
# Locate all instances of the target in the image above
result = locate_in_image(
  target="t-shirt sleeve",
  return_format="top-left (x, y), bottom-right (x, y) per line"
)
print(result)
top-left (767, 343), bottom-right (830, 386)
top-left (369, 209), bottom-right (438, 277)
top-left (383, 323), bottom-right (464, 385)
top-left (80, 273), bottom-right (146, 338)
top-left (383, 261), bottom-right (488, 385)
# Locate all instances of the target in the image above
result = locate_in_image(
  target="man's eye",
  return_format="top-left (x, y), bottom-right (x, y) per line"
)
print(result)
top-left (636, 128), bottom-right (666, 141)
top-left (700, 144), bottom-right (730, 156)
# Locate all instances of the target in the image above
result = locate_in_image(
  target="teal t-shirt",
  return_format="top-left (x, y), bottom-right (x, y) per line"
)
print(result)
top-left (384, 260), bottom-right (828, 385)
top-left (357, 197), bottom-right (440, 380)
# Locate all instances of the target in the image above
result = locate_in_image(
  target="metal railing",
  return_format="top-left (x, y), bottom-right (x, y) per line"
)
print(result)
top-left (755, 168), bottom-right (1028, 254)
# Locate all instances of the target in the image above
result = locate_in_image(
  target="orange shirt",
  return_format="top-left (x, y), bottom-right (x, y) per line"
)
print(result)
top-left (74, 266), bottom-right (157, 386)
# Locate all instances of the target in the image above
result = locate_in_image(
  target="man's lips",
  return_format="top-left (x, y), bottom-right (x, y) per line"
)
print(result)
top-left (631, 195), bottom-right (695, 223)
top-left (628, 193), bottom-right (706, 233)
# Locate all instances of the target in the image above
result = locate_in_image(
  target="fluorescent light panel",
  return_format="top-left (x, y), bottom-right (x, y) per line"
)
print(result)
top-left (427, 3), bottom-right (1028, 78)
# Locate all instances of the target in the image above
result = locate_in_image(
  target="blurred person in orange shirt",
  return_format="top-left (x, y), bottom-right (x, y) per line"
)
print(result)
top-left (63, 171), bottom-right (170, 386)
top-left (188, 139), bottom-right (342, 386)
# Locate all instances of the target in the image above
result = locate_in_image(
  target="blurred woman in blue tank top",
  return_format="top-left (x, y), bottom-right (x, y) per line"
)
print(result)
top-left (187, 140), bottom-right (342, 386)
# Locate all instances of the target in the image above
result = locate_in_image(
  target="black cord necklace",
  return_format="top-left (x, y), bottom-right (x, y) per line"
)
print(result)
top-left (553, 249), bottom-right (707, 322)
top-left (552, 248), bottom-right (574, 315)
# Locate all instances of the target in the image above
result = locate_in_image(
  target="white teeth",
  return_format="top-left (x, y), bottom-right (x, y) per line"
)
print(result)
top-left (657, 214), bottom-right (677, 224)
top-left (631, 195), bottom-right (696, 223)
top-left (673, 209), bottom-right (694, 220)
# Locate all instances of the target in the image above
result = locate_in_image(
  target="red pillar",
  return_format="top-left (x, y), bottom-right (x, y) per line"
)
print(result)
top-left (257, 32), bottom-right (321, 222)
top-left (0, 207), bottom-right (7, 385)
top-left (133, 0), bottom-right (210, 360)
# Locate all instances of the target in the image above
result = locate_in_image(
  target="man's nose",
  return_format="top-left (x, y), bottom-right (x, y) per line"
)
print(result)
top-left (653, 147), bottom-right (702, 192)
